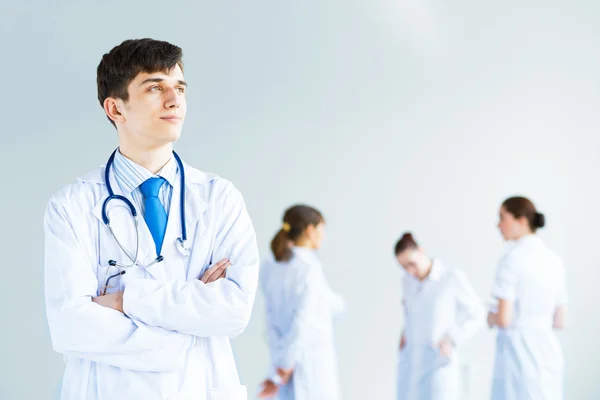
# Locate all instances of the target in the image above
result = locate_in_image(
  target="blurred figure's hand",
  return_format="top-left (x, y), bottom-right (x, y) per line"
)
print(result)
top-left (437, 336), bottom-right (454, 358)
top-left (487, 311), bottom-right (496, 328)
top-left (257, 380), bottom-right (279, 399)
top-left (277, 367), bottom-right (294, 385)
top-left (399, 334), bottom-right (406, 350)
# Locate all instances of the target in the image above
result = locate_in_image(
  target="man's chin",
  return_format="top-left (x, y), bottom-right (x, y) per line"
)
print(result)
top-left (157, 129), bottom-right (183, 145)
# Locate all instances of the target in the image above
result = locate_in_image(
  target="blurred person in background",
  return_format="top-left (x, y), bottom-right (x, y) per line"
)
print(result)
top-left (488, 196), bottom-right (567, 400)
top-left (257, 205), bottom-right (345, 400)
top-left (394, 232), bottom-right (484, 400)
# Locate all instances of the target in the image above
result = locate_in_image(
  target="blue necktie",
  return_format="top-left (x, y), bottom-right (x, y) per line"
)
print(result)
top-left (139, 177), bottom-right (167, 255)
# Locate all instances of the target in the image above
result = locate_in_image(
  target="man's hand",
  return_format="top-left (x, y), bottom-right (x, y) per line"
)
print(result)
top-left (92, 291), bottom-right (124, 313)
top-left (200, 259), bottom-right (231, 284)
top-left (257, 380), bottom-right (279, 399)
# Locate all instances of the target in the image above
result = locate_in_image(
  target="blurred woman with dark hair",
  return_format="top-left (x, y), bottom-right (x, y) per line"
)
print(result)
top-left (489, 196), bottom-right (567, 400)
top-left (258, 205), bottom-right (345, 400)
top-left (394, 233), bottom-right (484, 400)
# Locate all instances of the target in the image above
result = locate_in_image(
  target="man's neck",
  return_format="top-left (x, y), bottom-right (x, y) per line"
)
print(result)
top-left (118, 143), bottom-right (173, 174)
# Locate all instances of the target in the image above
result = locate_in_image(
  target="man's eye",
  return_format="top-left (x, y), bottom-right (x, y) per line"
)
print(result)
top-left (150, 86), bottom-right (161, 92)
top-left (176, 87), bottom-right (186, 93)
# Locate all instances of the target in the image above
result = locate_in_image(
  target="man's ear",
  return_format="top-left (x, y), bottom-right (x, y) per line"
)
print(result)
top-left (103, 97), bottom-right (126, 124)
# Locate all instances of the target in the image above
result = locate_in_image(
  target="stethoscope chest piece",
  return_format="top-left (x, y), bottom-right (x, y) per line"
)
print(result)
top-left (176, 237), bottom-right (191, 256)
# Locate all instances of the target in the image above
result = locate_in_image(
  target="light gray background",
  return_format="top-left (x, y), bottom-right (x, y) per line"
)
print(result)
top-left (1, 1), bottom-right (599, 399)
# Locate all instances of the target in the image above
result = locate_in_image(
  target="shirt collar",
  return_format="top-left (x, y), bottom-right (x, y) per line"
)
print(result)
top-left (113, 149), bottom-right (178, 194)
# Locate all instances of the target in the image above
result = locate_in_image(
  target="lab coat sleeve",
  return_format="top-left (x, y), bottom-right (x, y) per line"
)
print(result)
top-left (323, 273), bottom-right (345, 318)
top-left (446, 271), bottom-right (485, 347)
top-left (44, 199), bottom-right (194, 372)
top-left (401, 297), bottom-right (408, 327)
top-left (122, 182), bottom-right (260, 337)
top-left (491, 253), bottom-right (519, 301)
top-left (328, 290), bottom-right (346, 318)
top-left (273, 267), bottom-right (322, 370)
top-left (261, 265), bottom-right (283, 376)
top-left (264, 303), bottom-right (282, 377)
top-left (401, 277), bottom-right (410, 326)
top-left (556, 262), bottom-right (568, 306)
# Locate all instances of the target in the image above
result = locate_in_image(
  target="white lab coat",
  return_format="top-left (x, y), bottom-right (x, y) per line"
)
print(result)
top-left (490, 235), bottom-right (567, 400)
top-left (44, 161), bottom-right (259, 400)
top-left (397, 260), bottom-right (484, 400)
top-left (260, 247), bottom-right (345, 400)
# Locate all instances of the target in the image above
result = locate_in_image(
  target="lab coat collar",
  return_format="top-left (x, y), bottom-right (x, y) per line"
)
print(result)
top-left (515, 234), bottom-right (543, 246)
top-left (88, 161), bottom-right (213, 224)
top-left (291, 246), bottom-right (319, 263)
top-left (78, 160), bottom-right (217, 186)
top-left (426, 259), bottom-right (446, 282)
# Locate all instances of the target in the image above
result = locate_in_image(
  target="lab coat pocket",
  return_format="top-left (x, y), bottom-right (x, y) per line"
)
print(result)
top-left (208, 385), bottom-right (247, 400)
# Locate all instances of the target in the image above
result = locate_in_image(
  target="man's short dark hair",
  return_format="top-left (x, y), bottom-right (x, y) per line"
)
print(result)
top-left (97, 38), bottom-right (184, 126)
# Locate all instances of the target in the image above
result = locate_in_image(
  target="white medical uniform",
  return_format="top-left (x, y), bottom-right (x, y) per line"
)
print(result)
top-left (44, 161), bottom-right (259, 400)
top-left (260, 247), bottom-right (345, 400)
top-left (398, 260), bottom-right (484, 400)
top-left (490, 235), bottom-right (567, 400)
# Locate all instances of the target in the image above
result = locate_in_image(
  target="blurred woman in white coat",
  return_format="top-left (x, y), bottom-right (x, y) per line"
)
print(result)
top-left (488, 197), bottom-right (567, 400)
top-left (395, 233), bottom-right (484, 400)
top-left (258, 205), bottom-right (345, 400)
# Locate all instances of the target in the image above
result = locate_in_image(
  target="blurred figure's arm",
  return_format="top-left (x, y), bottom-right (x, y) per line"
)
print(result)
top-left (273, 267), bottom-right (321, 370)
top-left (554, 264), bottom-right (568, 329)
top-left (446, 271), bottom-right (486, 345)
top-left (489, 255), bottom-right (519, 329)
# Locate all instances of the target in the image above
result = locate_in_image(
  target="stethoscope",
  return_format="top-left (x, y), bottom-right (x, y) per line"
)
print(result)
top-left (100, 149), bottom-right (191, 292)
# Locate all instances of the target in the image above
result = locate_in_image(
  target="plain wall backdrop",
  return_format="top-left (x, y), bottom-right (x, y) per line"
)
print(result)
top-left (1, 1), bottom-right (599, 399)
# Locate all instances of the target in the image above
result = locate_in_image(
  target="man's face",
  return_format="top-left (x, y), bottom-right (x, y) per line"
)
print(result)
top-left (114, 64), bottom-right (187, 149)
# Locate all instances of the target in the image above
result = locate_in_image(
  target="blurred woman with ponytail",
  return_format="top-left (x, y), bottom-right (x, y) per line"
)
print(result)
top-left (394, 233), bottom-right (484, 400)
top-left (489, 196), bottom-right (568, 400)
top-left (258, 205), bottom-right (345, 400)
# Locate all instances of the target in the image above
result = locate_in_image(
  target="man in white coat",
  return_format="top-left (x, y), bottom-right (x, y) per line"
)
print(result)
top-left (44, 38), bottom-right (259, 400)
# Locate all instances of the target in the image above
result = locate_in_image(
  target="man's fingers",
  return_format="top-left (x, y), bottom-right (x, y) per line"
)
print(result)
top-left (200, 259), bottom-right (229, 283)
top-left (205, 267), bottom-right (228, 284)
top-left (202, 263), bottom-right (230, 283)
